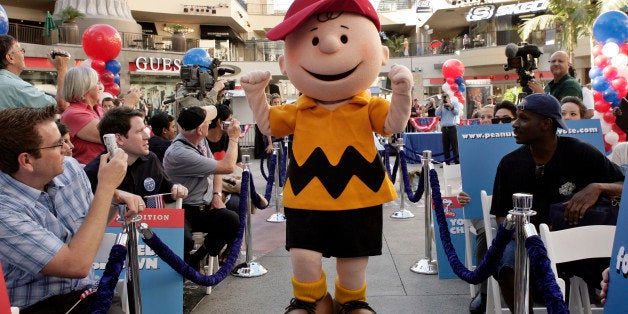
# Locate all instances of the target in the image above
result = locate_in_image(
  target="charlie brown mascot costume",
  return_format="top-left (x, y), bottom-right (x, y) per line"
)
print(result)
top-left (241, 0), bottom-right (413, 312)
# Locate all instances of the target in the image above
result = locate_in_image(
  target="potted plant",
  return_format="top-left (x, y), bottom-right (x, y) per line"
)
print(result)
top-left (164, 24), bottom-right (193, 52)
top-left (58, 6), bottom-right (84, 44)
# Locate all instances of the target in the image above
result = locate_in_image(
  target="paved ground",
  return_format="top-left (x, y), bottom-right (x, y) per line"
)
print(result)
top-left (184, 159), bottom-right (473, 314)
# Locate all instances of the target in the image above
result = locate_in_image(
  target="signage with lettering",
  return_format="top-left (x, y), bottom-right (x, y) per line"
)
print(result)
top-left (132, 56), bottom-right (183, 72)
top-left (466, 0), bottom-right (549, 22)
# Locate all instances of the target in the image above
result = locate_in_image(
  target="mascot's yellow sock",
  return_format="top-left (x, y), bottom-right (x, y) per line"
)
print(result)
top-left (334, 278), bottom-right (367, 304)
top-left (292, 270), bottom-right (327, 303)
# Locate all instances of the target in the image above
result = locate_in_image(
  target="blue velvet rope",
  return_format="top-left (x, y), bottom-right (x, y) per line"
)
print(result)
top-left (141, 171), bottom-right (249, 286)
top-left (383, 144), bottom-right (400, 182)
top-left (398, 149), bottom-right (424, 202)
top-left (91, 244), bottom-right (128, 313)
top-left (279, 145), bottom-right (287, 187)
top-left (247, 171), bottom-right (270, 210)
top-left (263, 154), bottom-right (277, 202)
top-left (429, 169), bottom-right (515, 284)
top-left (525, 235), bottom-right (569, 314)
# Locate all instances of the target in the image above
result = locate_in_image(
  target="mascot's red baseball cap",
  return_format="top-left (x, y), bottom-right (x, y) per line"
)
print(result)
top-left (266, 0), bottom-right (381, 41)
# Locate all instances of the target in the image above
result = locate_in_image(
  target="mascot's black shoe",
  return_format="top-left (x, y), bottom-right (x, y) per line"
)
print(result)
top-left (337, 300), bottom-right (376, 314)
top-left (285, 293), bottom-right (333, 314)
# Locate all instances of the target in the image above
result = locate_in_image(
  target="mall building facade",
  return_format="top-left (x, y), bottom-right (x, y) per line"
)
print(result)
top-left (3, 0), bottom-right (593, 116)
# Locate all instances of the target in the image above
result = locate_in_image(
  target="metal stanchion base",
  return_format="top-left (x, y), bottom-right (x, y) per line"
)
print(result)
top-left (231, 261), bottom-right (268, 278)
top-left (410, 258), bottom-right (438, 274)
top-left (390, 209), bottom-right (415, 219)
top-left (266, 212), bottom-right (286, 223)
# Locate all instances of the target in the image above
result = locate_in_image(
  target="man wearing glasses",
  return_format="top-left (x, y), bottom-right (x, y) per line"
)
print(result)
top-left (0, 35), bottom-right (70, 112)
top-left (490, 94), bottom-right (623, 311)
top-left (0, 106), bottom-right (144, 311)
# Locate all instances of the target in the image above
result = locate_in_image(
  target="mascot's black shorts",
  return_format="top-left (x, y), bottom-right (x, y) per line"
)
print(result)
top-left (284, 205), bottom-right (383, 258)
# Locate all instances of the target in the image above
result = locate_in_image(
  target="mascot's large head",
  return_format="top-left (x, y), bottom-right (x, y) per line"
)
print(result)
top-left (267, 0), bottom-right (389, 103)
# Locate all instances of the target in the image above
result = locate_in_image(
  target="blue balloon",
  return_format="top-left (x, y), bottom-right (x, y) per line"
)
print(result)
top-left (113, 74), bottom-right (120, 85)
top-left (589, 67), bottom-right (603, 79)
top-left (105, 59), bottom-right (121, 75)
top-left (455, 76), bottom-right (464, 85)
top-left (458, 83), bottom-right (466, 93)
top-left (0, 5), bottom-right (8, 35)
top-left (603, 86), bottom-right (620, 104)
top-left (592, 10), bottom-right (628, 44)
top-left (182, 48), bottom-right (212, 67)
top-left (591, 76), bottom-right (611, 92)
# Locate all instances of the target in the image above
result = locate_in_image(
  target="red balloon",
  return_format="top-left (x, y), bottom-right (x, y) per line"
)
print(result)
top-left (594, 100), bottom-right (611, 113)
top-left (458, 97), bottom-right (466, 104)
top-left (90, 59), bottom-right (106, 74)
top-left (99, 71), bottom-right (115, 86)
top-left (593, 91), bottom-right (604, 102)
top-left (82, 24), bottom-right (122, 61)
top-left (446, 77), bottom-right (455, 85)
top-left (603, 66), bottom-right (618, 79)
top-left (104, 83), bottom-right (120, 96)
top-left (592, 44), bottom-right (603, 57)
top-left (611, 76), bottom-right (627, 92)
top-left (604, 141), bottom-right (612, 153)
top-left (442, 59), bottom-right (465, 78)
top-left (594, 55), bottom-right (610, 68)
top-left (621, 43), bottom-right (628, 56)
top-left (449, 83), bottom-right (459, 92)
top-left (603, 111), bottom-right (617, 124)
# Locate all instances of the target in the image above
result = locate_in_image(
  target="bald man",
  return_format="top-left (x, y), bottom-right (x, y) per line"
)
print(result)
top-left (528, 51), bottom-right (582, 100)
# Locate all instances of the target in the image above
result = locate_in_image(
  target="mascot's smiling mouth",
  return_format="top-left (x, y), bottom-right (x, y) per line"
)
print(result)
top-left (305, 64), bottom-right (359, 81)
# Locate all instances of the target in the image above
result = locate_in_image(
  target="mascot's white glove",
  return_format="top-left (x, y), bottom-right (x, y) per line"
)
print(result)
top-left (241, 70), bottom-right (272, 135)
top-left (385, 64), bottom-right (414, 134)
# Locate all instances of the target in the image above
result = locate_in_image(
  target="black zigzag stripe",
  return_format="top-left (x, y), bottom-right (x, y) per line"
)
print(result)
top-left (287, 146), bottom-right (386, 199)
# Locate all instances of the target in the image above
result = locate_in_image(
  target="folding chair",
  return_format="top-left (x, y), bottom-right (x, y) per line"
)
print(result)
top-left (442, 163), bottom-right (461, 196)
top-left (539, 224), bottom-right (615, 314)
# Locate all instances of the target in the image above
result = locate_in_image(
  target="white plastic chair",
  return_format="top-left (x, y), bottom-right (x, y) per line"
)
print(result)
top-left (539, 224), bottom-right (615, 314)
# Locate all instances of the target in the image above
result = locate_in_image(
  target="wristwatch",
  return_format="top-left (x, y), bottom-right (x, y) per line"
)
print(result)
top-left (213, 192), bottom-right (223, 197)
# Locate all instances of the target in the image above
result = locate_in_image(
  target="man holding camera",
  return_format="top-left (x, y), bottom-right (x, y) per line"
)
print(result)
top-left (436, 93), bottom-right (460, 164)
top-left (0, 35), bottom-right (69, 112)
top-left (528, 51), bottom-right (582, 101)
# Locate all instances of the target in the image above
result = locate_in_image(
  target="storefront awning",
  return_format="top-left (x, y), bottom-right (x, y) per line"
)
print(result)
top-left (200, 25), bottom-right (243, 42)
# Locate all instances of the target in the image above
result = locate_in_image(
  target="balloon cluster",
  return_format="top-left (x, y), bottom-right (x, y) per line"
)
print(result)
top-left (81, 24), bottom-right (123, 96)
top-left (441, 59), bottom-right (467, 106)
top-left (0, 5), bottom-right (8, 35)
top-left (589, 11), bottom-right (628, 151)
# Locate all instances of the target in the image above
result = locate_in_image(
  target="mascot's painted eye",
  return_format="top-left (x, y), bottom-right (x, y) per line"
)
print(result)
top-left (340, 35), bottom-right (348, 44)
top-left (312, 37), bottom-right (319, 46)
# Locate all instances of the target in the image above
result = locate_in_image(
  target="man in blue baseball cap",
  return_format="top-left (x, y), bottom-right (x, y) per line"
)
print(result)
top-left (490, 93), bottom-right (624, 311)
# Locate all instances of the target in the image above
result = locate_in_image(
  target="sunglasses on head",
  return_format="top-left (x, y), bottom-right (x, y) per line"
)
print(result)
top-left (491, 116), bottom-right (513, 124)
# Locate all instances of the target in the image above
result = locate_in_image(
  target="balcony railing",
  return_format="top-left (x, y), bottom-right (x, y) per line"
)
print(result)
top-left (9, 21), bottom-right (555, 62)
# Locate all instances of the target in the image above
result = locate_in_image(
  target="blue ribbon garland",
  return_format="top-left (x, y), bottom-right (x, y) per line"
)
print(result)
top-left (140, 170), bottom-right (250, 286)
top-left (525, 236), bottom-right (569, 313)
top-left (91, 244), bottom-right (128, 313)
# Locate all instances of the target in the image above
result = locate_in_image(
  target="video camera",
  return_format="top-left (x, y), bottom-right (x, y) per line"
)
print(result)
top-left (164, 58), bottom-right (236, 112)
top-left (503, 42), bottom-right (542, 94)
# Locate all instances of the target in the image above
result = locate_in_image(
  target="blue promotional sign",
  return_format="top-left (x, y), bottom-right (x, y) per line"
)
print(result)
top-left (457, 119), bottom-right (605, 219)
top-left (94, 208), bottom-right (184, 314)
top-left (433, 196), bottom-right (470, 279)
top-left (604, 174), bottom-right (628, 312)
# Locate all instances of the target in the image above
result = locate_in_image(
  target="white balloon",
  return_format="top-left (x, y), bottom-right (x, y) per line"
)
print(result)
top-left (442, 83), bottom-right (451, 93)
top-left (602, 42), bottom-right (620, 58)
top-left (605, 130), bottom-right (619, 145)
top-left (611, 53), bottom-right (628, 67)
top-left (592, 110), bottom-right (602, 119)
top-left (599, 117), bottom-right (612, 133)
top-left (617, 65), bottom-right (628, 79)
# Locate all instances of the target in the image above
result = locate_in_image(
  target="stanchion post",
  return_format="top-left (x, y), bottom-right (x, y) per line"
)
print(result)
top-left (391, 138), bottom-right (415, 219)
top-left (509, 193), bottom-right (536, 314)
top-left (232, 155), bottom-right (268, 278)
top-left (267, 142), bottom-right (286, 222)
top-left (411, 150), bottom-right (438, 274)
top-left (116, 204), bottom-right (143, 314)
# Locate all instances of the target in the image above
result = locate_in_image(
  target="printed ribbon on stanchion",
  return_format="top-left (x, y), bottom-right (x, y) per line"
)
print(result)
top-left (91, 244), bottom-right (128, 313)
top-left (409, 117), bottom-right (440, 132)
top-left (140, 171), bottom-right (250, 286)
top-left (525, 236), bottom-right (569, 314)
top-left (429, 169), bottom-right (514, 284)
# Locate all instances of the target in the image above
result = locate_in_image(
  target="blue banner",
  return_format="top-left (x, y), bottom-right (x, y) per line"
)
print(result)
top-left (457, 119), bottom-right (605, 219)
top-left (605, 174), bottom-right (628, 312)
top-left (433, 196), bottom-right (470, 279)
